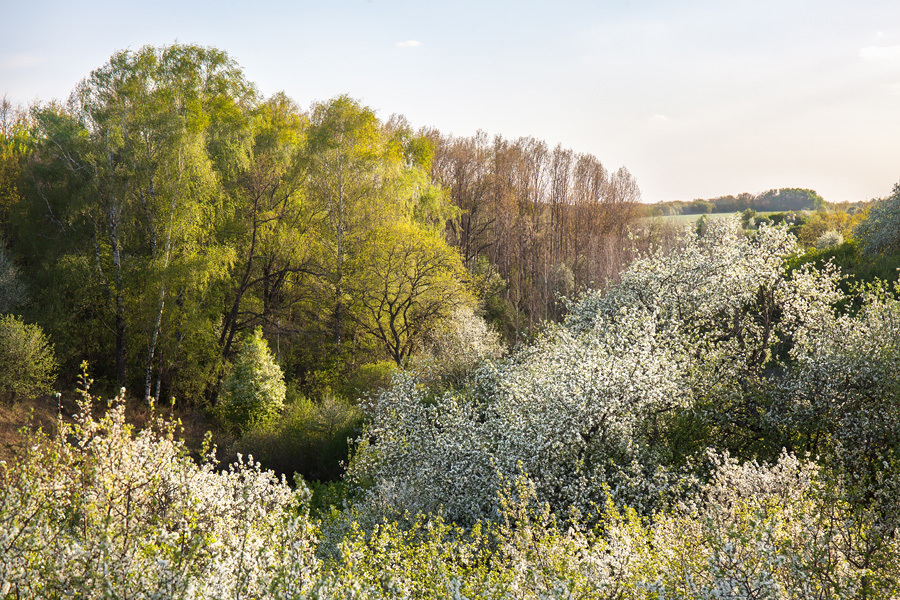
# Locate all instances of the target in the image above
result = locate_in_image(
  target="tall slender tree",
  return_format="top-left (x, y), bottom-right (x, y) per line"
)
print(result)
top-left (29, 44), bottom-right (252, 399)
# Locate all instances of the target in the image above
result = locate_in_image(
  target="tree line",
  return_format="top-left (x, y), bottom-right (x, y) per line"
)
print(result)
top-left (428, 131), bottom-right (643, 335)
top-left (0, 43), bottom-right (643, 404)
top-left (0, 45), bottom-right (470, 404)
top-left (646, 187), bottom-right (826, 216)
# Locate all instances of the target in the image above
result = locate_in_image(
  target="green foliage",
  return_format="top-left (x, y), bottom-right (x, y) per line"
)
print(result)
top-left (0, 314), bottom-right (57, 402)
top-left (695, 213), bottom-right (708, 236)
top-left (16, 43), bottom-right (248, 399)
top-left (741, 208), bottom-right (758, 228)
top-left (740, 207), bottom-right (773, 230)
top-left (650, 189), bottom-right (824, 217)
top-left (301, 95), bottom-right (464, 367)
top-left (788, 238), bottom-right (900, 298)
top-left (685, 199), bottom-right (715, 214)
top-left (754, 187), bottom-right (824, 211)
top-left (232, 391), bottom-right (362, 482)
top-left (219, 327), bottom-right (286, 434)
top-left (467, 255), bottom-right (517, 344)
top-left (342, 360), bottom-right (398, 400)
top-left (0, 243), bottom-right (27, 313)
top-left (351, 222), bottom-right (474, 366)
top-left (796, 209), bottom-right (860, 247)
top-left (216, 91), bottom-right (309, 369)
top-left (0, 98), bottom-right (33, 241)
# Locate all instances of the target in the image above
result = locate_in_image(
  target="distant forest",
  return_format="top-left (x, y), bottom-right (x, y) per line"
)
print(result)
top-left (645, 187), bottom-right (840, 216)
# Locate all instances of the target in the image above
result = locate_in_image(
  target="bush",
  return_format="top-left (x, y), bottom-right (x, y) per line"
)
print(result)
top-left (0, 373), bottom-right (319, 599)
top-left (855, 182), bottom-right (900, 256)
top-left (231, 392), bottom-right (362, 482)
top-left (0, 313), bottom-right (57, 402)
top-left (797, 210), bottom-right (858, 247)
top-left (218, 327), bottom-right (286, 435)
top-left (342, 360), bottom-right (397, 400)
top-left (414, 305), bottom-right (504, 388)
top-left (0, 244), bottom-right (27, 313)
top-left (815, 229), bottom-right (844, 250)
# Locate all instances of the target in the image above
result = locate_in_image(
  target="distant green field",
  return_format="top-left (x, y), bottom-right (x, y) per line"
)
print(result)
top-left (655, 212), bottom-right (738, 223)
top-left (644, 211), bottom-right (794, 224)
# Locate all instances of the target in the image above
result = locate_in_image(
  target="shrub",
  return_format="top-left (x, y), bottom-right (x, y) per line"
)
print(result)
top-left (218, 327), bottom-right (286, 435)
top-left (0, 244), bottom-right (27, 313)
top-left (231, 392), bottom-right (362, 482)
top-left (414, 305), bottom-right (504, 387)
top-left (0, 313), bottom-right (57, 402)
top-left (815, 229), bottom-right (844, 250)
top-left (0, 372), bottom-right (319, 599)
top-left (342, 360), bottom-right (397, 400)
top-left (855, 182), bottom-right (900, 256)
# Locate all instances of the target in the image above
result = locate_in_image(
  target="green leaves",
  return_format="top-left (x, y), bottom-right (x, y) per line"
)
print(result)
top-left (0, 314), bottom-right (57, 402)
top-left (219, 327), bottom-right (286, 435)
top-left (351, 222), bottom-right (472, 366)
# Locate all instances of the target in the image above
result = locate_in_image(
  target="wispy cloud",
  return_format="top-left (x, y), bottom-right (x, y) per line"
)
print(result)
top-left (650, 114), bottom-right (670, 122)
top-left (395, 40), bottom-right (422, 48)
top-left (0, 54), bottom-right (44, 69)
top-left (859, 45), bottom-right (900, 60)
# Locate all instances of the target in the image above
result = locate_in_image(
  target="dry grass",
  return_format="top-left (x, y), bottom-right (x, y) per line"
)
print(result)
top-left (0, 392), bottom-right (226, 466)
top-left (0, 394), bottom-right (66, 463)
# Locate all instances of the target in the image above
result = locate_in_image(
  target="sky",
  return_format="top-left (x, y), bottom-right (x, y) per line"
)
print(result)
top-left (2, 0), bottom-right (900, 203)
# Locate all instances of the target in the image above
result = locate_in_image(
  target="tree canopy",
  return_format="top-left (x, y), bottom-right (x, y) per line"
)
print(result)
top-left (7, 45), bottom-right (479, 401)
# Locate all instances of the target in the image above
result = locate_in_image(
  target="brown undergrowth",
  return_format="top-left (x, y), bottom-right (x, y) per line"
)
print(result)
top-left (0, 392), bottom-right (225, 466)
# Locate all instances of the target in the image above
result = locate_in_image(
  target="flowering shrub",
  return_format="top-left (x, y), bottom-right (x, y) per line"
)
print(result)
top-left (652, 451), bottom-right (900, 599)
top-left (8, 402), bottom-right (897, 600)
top-left (854, 182), bottom-right (900, 255)
top-left (349, 219), bottom-right (808, 521)
top-left (815, 229), bottom-right (844, 250)
top-left (414, 305), bottom-right (505, 387)
top-left (0, 371), bottom-right (318, 599)
top-left (322, 454), bottom-right (899, 599)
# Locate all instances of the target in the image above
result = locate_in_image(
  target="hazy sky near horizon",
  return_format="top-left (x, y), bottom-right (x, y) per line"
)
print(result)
top-left (2, 0), bottom-right (899, 203)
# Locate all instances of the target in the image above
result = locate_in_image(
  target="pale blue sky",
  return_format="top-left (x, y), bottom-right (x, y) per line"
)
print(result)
top-left (3, 0), bottom-right (900, 203)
